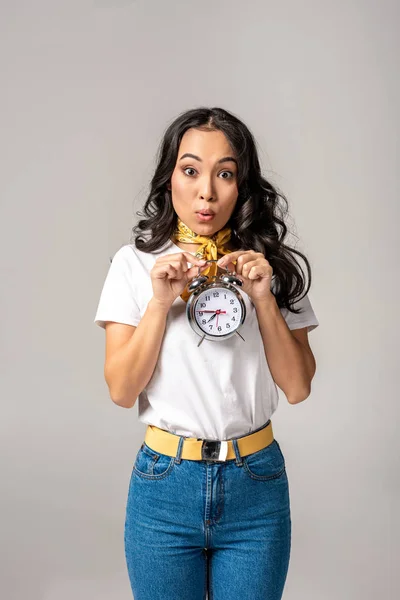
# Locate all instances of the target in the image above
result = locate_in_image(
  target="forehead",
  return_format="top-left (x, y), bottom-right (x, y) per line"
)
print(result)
top-left (178, 128), bottom-right (235, 158)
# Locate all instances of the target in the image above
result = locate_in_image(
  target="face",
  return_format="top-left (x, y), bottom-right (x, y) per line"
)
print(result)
top-left (168, 128), bottom-right (239, 235)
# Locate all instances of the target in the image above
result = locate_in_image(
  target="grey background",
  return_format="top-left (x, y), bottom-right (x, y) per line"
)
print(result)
top-left (1, 1), bottom-right (398, 598)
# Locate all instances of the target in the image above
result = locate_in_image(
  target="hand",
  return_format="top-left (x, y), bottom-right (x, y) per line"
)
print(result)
top-left (217, 249), bottom-right (274, 304)
top-left (150, 252), bottom-right (209, 310)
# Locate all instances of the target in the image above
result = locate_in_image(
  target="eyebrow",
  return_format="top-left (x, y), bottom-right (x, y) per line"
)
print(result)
top-left (179, 153), bottom-right (238, 166)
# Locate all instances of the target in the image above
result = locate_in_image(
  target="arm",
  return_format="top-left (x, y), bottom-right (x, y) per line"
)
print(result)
top-left (104, 297), bottom-right (169, 408)
top-left (253, 296), bottom-right (316, 404)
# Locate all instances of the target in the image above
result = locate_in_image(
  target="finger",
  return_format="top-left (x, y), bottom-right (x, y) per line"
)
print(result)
top-left (217, 250), bottom-right (258, 268)
top-left (171, 260), bottom-right (185, 276)
top-left (166, 264), bottom-right (185, 280)
top-left (248, 267), bottom-right (262, 280)
top-left (165, 265), bottom-right (178, 279)
top-left (154, 262), bottom-right (176, 276)
top-left (219, 261), bottom-right (237, 276)
top-left (182, 252), bottom-right (208, 266)
top-left (241, 259), bottom-right (260, 277)
top-left (167, 259), bottom-right (191, 277)
top-left (249, 267), bottom-right (271, 280)
top-left (217, 255), bottom-right (240, 270)
top-left (216, 250), bottom-right (253, 266)
top-left (216, 250), bottom-right (241, 265)
top-left (156, 253), bottom-right (207, 267)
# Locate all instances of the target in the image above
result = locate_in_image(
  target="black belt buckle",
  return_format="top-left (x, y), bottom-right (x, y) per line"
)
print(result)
top-left (201, 439), bottom-right (228, 461)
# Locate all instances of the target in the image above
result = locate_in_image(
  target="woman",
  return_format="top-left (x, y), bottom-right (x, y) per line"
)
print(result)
top-left (94, 106), bottom-right (319, 600)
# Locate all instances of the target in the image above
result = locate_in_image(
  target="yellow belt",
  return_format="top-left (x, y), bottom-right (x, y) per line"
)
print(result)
top-left (144, 420), bottom-right (274, 461)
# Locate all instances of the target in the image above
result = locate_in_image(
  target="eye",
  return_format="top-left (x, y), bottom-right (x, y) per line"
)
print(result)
top-left (183, 167), bottom-right (197, 176)
top-left (182, 167), bottom-right (234, 179)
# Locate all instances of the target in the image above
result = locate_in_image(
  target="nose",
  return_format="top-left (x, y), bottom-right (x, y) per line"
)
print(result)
top-left (199, 175), bottom-right (215, 201)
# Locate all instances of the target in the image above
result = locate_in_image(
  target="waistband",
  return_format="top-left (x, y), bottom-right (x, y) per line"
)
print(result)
top-left (144, 420), bottom-right (274, 462)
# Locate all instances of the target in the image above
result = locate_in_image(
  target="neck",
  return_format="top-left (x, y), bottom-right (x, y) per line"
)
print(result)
top-left (172, 217), bottom-right (237, 252)
top-left (171, 235), bottom-right (237, 253)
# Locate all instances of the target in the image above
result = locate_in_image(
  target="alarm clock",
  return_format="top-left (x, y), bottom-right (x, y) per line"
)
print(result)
top-left (186, 259), bottom-right (247, 346)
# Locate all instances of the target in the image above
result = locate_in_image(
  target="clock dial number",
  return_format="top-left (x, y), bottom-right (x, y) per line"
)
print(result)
top-left (195, 288), bottom-right (242, 336)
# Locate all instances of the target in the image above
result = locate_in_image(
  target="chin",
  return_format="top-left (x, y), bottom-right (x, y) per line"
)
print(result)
top-left (194, 224), bottom-right (219, 234)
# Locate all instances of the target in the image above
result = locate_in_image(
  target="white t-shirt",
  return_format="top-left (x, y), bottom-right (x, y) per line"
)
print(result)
top-left (94, 240), bottom-right (319, 440)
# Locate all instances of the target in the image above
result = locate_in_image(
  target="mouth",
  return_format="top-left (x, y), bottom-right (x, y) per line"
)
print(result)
top-left (196, 210), bottom-right (216, 222)
top-left (196, 210), bottom-right (215, 216)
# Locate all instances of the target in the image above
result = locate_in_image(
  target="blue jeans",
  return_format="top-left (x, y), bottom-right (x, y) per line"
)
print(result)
top-left (124, 424), bottom-right (291, 600)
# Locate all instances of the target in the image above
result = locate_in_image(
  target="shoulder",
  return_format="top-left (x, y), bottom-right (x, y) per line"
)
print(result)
top-left (111, 242), bottom-right (176, 277)
top-left (112, 243), bottom-right (154, 265)
top-left (108, 245), bottom-right (137, 274)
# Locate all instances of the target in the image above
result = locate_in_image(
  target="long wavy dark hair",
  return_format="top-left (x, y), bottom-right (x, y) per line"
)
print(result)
top-left (131, 106), bottom-right (313, 314)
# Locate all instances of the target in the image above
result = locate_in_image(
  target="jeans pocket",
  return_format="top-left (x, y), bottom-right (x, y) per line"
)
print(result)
top-left (242, 439), bottom-right (286, 481)
top-left (133, 442), bottom-right (176, 480)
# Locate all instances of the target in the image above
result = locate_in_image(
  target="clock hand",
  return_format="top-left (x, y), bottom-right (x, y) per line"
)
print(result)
top-left (206, 309), bottom-right (227, 323)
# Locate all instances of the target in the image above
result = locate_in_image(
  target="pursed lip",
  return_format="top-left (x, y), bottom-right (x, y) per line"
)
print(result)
top-left (196, 209), bottom-right (216, 215)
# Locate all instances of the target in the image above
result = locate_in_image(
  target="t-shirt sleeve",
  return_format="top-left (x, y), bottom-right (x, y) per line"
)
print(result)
top-left (93, 245), bottom-right (141, 329)
top-left (279, 292), bottom-right (319, 333)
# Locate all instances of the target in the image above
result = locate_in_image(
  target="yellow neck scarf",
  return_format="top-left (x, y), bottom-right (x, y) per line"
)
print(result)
top-left (173, 217), bottom-right (235, 302)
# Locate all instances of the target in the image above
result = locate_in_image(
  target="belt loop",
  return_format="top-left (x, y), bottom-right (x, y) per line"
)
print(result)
top-left (231, 438), bottom-right (243, 466)
top-left (174, 435), bottom-right (185, 464)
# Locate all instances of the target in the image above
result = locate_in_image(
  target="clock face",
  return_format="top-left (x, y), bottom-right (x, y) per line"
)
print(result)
top-left (194, 286), bottom-right (244, 337)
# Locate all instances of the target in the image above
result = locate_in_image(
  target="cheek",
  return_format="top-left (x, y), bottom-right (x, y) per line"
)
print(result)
top-left (171, 171), bottom-right (187, 197)
top-left (223, 191), bottom-right (239, 215)
top-left (221, 181), bottom-right (238, 201)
